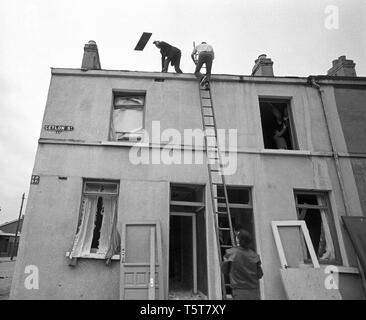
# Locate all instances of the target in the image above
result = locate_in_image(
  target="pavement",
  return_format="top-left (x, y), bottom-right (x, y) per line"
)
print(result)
top-left (0, 258), bottom-right (16, 300)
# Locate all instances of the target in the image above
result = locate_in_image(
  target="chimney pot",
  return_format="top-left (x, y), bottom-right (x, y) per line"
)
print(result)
top-left (251, 54), bottom-right (274, 77)
top-left (327, 55), bottom-right (356, 77)
top-left (81, 40), bottom-right (101, 70)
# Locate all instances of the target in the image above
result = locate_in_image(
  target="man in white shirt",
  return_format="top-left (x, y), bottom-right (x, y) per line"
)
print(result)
top-left (191, 42), bottom-right (215, 85)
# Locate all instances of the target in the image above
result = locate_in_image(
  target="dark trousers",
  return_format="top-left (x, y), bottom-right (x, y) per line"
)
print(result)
top-left (232, 288), bottom-right (260, 300)
top-left (163, 51), bottom-right (183, 73)
top-left (194, 52), bottom-right (213, 81)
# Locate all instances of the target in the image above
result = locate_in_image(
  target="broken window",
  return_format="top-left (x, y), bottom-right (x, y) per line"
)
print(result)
top-left (110, 94), bottom-right (145, 142)
top-left (69, 181), bottom-right (120, 260)
top-left (216, 186), bottom-right (254, 296)
top-left (259, 98), bottom-right (297, 150)
top-left (295, 191), bottom-right (340, 264)
top-left (216, 186), bottom-right (254, 253)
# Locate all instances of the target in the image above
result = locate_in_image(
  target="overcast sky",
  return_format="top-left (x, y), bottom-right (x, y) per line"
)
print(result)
top-left (0, 0), bottom-right (365, 224)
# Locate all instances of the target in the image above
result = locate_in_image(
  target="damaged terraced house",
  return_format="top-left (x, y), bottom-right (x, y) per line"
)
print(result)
top-left (10, 41), bottom-right (366, 300)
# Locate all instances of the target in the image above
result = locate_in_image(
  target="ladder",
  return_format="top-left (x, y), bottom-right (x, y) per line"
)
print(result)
top-left (197, 81), bottom-right (236, 299)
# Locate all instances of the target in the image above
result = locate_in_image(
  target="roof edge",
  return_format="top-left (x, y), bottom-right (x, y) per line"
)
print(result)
top-left (49, 68), bottom-right (366, 86)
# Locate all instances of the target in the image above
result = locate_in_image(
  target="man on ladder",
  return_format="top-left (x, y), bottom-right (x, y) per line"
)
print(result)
top-left (191, 41), bottom-right (215, 89)
top-left (194, 40), bottom-right (237, 298)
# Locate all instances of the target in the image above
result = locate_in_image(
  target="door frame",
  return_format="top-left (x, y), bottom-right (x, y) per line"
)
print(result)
top-left (169, 212), bottom-right (197, 294)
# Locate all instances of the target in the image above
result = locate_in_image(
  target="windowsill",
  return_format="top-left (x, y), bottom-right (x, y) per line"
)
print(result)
top-left (66, 252), bottom-right (120, 261)
top-left (39, 139), bottom-right (337, 157)
top-left (101, 141), bottom-right (144, 147)
top-left (299, 263), bottom-right (359, 274)
top-left (260, 149), bottom-right (311, 156)
top-left (101, 141), bottom-right (206, 150)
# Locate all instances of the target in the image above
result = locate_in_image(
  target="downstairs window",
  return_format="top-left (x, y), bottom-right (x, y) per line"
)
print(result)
top-left (294, 191), bottom-right (341, 265)
top-left (69, 181), bottom-right (120, 260)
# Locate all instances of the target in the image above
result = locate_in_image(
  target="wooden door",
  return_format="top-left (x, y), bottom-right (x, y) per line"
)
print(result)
top-left (120, 220), bottom-right (163, 300)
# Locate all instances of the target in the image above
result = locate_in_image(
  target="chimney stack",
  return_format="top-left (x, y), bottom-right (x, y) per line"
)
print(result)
top-left (81, 40), bottom-right (101, 70)
top-left (251, 54), bottom-right (274, 77)
top-left (327, 55), bottom-right (356, 77)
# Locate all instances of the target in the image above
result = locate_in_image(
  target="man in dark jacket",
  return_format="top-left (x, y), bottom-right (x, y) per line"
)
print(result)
top-left (153, 40), bottom-right (183, 73)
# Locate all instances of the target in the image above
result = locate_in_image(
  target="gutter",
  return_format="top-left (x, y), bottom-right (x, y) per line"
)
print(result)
top-left (307, 76), bottom-right (351, 218)
top-left (308, 76), bottom-right (353, 268)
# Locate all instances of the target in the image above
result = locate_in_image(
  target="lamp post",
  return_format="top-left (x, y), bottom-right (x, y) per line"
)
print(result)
top-left (10, 193), bottom-right (25, 261)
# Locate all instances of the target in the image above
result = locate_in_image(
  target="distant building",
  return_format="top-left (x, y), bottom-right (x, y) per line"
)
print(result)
top-left (10, 42), bottom-right (366, 299)
top-left (0, 217), bottom-right (23, 257)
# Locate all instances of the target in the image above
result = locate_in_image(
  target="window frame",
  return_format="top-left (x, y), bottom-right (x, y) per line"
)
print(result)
top-left (258, 97), bottom-right (299, 151)
top-left (216, 185), bottom-right (255, 247)
top-left (110, 90), bottom-right (147, 142)
top-left (294, 190), bottom-right (342, 265)
top-left (73, 179), bottom-right (120, 258)
top-left (83, 181), bottom-right (119, 196)
top-left (216, 185), bottom-right (253, 209)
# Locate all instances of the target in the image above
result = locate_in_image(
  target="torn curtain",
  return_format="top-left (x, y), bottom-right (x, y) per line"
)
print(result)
top-left (68, 195), bottom-right (120, 265)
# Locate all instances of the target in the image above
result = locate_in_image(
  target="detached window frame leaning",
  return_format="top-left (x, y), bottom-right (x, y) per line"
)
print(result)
top-left (68, 181), bottom-right (120, 263)
top-left (110, 93), bottom-right (145, 142)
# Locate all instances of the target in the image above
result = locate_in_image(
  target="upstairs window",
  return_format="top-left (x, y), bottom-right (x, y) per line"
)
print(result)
top-left (294, 191), bottom-right (340, 265)
top-left (111, 94), bottom-right (145, 142)
top-left (259, 98), bottom-right (297, 150)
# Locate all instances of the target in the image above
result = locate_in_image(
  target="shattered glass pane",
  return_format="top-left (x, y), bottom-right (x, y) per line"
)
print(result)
top-left (85, 182), bottom-right (118, 194)
top-left (296, 194), bottom-right (336, 263)
top-left (114, 96), bottom-right (145, 108)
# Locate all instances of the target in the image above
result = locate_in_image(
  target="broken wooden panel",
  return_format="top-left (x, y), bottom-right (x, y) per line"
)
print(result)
top-left (280, 268), bottom-right (342, 300)
top-left (134, 32), bottom-right (152, 51)
top-left (342, 216), bottom-right (366, 275)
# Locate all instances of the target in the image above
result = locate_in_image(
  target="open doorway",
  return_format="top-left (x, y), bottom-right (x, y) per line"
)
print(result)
top-left (169, 184), bottom-right (207, 299)
top-left (169, 214), bottom-right (196, 296)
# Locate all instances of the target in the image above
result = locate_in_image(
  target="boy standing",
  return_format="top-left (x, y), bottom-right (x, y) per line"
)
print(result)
top-left (221, 229), bottom-right (263, 300)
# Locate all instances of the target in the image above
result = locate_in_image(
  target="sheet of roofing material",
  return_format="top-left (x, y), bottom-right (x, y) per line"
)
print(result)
top-left (134, 32), bottom-right (152, 51)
